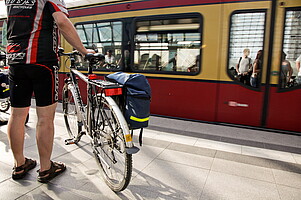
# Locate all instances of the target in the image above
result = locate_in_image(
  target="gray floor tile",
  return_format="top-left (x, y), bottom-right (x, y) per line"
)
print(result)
top-left (141, 137), bottom-right (172, 149)
top-left (211, 158), bottom-right (274, 183)
top-left (167, 142), bottom-right (216, 158)
top-left (269, 159), bottom-right (301, 174)
top-left (215, 151), bottom-right (271, 168)
top-left (157, 149), bottom-right (214, 170)
top-left (201, 171), bottom-right (280, 200)
top-left (272, 169), bottom-right (301, 189)
top-left (75, 177), bottom-right (120, 200)
top-left (132, 144), bottom-right (165, 177)
top-left (131, 159), bottom-right (209, 199)
top-left (0, 137), bottom-right (14, 166)
top-left (195, 138), bottom-right (241, 154)
top-left (292, 153), bottom-right (301, 165)
top-left (242, 146), bottom-right (296, 163)
top-left (0, 179), bottom-right (41, 200)
top-left (277, 185), bottom-right (301, 200)
top-left (120, 186), bottom-right (159, 200)
top-left (18, 183), bottom-right (108, 200)
top-left (0, 161), bottom-right (12, 183)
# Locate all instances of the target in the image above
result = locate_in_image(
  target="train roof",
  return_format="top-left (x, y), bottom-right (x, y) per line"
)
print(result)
top-left (0, 0), bottom-right (123, 19)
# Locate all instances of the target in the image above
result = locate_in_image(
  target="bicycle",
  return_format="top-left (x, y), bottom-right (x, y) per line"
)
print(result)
top-left (60, 49), bottom-right (139, 192)
top-left (0, 51), bottom-right (30, 124)
top-left (0, 51), bottom-right (10, 112)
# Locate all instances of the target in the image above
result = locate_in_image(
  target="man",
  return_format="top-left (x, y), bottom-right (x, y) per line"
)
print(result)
top-left (105, 49), bottom-right (115, 64)
top-left (168, 53), bottom-right (177, 72)
top-left (235, 48), bottom-right (252, 85)
top-left (5, 0), bottom-right (93, 182)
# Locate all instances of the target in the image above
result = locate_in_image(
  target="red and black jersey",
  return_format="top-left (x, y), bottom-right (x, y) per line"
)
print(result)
top-left (5, 0), bottom-right (68, 65)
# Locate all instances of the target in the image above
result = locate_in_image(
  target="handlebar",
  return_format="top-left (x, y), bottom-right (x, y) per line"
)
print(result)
top-left (58, 47), bottom-right (105, 74)
top-left (58, 48), bottom-right (104, 63)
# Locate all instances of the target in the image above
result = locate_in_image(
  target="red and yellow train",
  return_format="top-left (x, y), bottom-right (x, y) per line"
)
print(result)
top-left (1, 0), bottom-right (301, 133)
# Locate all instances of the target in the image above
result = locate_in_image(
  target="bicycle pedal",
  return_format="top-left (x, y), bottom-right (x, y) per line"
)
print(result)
top-left (65, 139), bottom-right (75, 145)
top-left (126, 146), bottom-right (140, 154)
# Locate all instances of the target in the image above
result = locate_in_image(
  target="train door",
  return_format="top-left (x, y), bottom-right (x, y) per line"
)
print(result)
top-left (265, 0), bottom-right (301, 132)
top-left (216, 1), bottom-right (272, 127)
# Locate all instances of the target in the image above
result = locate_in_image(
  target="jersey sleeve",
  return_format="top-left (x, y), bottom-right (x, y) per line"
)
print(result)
top-left (47, 0), bottom-right (69, 16)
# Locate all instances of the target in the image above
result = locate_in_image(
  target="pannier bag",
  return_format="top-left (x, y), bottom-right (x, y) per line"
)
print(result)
top-left (0, 73), bottom-right (9, 98)
top-left (106, 72), bottom-right (151, 145)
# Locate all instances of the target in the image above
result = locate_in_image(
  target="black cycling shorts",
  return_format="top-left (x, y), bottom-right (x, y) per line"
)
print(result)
top-left (9, 63), bottom-right (59, 107)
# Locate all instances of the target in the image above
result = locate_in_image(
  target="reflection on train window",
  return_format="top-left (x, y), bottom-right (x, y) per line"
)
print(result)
top-left (0, 31), bottom-right (2, 46)
top-left (281, 9), bottom-right (301, 89)
top-left (228, 11), bottom-right (266, 88)
top-left (75, 21), bottom-right (122, 71)
top-left (134, 17), bottom-right (201, 73)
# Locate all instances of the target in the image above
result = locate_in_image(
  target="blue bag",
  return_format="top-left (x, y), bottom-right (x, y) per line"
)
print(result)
top-left (106, 72), bottom-right (151, 145)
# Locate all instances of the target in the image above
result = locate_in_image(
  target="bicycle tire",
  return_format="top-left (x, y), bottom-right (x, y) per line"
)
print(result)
top-left (25, 113), bottom-right (29, 124)
top-left (0, 100), bottom-right (10, 112)
top-left (62, 83), bottom-right (82, 141)
top-left (91, 95), bottom-right (132, 192)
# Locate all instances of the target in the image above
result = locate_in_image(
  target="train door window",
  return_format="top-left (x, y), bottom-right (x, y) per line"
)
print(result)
top-left (75, 21), bottom-right (123, 71)
top-left (228, 11), bottom-right (266, 88)
top-left (133, 14), bottom-right (202, 74)
top-left (280, 8), bottom-right (301, 89)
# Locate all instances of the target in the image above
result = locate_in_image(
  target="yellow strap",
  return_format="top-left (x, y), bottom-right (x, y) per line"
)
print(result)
top-left (3, 88), bottom-right (9, 92)
top-left (130, 116), bottom-right (149, 122)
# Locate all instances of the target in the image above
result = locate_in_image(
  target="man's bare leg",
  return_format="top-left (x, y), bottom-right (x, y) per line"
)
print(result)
top-left (36, 103), bottom-right (57, 172)
top-left (7, 107), bottom-right (30, 168)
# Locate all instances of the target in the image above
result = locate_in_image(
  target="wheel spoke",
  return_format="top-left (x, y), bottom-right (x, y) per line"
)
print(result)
top-left (91, 96), bottom-right (132, 192)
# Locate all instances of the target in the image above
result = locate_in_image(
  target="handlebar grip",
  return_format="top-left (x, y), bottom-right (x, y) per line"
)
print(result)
top-left (84, 53), bottom-right (105, 62)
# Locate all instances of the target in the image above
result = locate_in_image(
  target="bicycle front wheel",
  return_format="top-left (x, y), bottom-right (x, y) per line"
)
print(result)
top-left (91, 95), bottom-right (132, 192)
top-left (62, 83), bottom-right (82, 141)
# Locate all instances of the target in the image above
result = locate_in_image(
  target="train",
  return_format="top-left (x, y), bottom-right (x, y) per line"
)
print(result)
top-left (0, 0), bottom-right (300, 133)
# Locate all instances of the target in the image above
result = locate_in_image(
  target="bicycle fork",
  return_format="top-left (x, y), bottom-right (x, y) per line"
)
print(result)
top-left (64, 82), bottom-right (89, 145)
top-left (102, 95), bottom-right (140, 154)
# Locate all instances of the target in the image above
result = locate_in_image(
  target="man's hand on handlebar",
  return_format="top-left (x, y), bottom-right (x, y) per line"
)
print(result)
top-left (84, 49), bottom-right (96, 56)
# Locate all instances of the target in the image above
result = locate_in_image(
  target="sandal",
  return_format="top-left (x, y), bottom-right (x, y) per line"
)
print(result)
top-left (12, 158), bottom-right (37, 180)
top-left (37, 161), bottom-right (66, 183)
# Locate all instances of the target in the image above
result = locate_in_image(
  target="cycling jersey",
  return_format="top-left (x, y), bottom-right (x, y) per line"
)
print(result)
top-left (5, 0), bottom-right (68, 65)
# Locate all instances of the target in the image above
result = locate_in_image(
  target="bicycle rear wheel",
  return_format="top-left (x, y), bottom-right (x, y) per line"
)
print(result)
top-left (91, 95), bottom-right (132, 192)
top-left (0, 99), bottom-right (10, 112)
top-left (62, 83), bottom-right (82, 141)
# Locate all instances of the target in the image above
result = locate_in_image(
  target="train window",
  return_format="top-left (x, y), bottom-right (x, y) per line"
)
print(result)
top-left (280, 9), bottom-right (301, 89)
top-left (133, 16), bottom-right (202, 74)
top-left (75, 21), bottom-right (123, 71)
top-left (228, 11), bottom-right (266, 88)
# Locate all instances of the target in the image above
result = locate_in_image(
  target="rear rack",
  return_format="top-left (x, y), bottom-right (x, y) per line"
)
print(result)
top-left (89, 79), bottom-right (123, 89)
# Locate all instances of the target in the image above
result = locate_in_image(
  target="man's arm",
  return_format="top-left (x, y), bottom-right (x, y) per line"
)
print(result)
top-left (52, 12), bottom-right (90, 55)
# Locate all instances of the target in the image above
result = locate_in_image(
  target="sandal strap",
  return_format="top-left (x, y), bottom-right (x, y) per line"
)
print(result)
top-left (13, 158), bottom-right (34, 172)
top-left (38, 161), bottom-right (65, 176)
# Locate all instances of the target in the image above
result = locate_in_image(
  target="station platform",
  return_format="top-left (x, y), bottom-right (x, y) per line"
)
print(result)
top-left (0, 101), bottom-right (301, 200)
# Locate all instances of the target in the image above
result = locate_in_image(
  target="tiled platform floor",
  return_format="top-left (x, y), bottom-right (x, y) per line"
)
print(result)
top-left (0, 102), bottom-right (300, 200)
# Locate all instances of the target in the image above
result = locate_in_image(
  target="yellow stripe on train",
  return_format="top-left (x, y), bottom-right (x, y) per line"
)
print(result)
top-left (130, 116), bottom-right (149, 122)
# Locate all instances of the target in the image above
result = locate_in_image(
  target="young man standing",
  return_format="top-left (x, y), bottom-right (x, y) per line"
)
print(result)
top-left (5, 0), bottom-right (93, 182)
